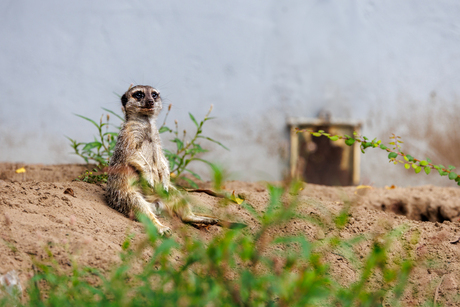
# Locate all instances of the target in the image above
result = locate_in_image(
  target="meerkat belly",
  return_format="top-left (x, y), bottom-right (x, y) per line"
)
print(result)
top-left (139, 141), bottom-right (161, 184)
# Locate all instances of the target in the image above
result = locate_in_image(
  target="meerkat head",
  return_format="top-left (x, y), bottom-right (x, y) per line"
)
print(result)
top-left (121, 85), bottom-right (162, 120)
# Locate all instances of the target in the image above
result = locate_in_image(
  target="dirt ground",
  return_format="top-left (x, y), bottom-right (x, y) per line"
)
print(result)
top-left (1, 162), bottom-right (460, 306)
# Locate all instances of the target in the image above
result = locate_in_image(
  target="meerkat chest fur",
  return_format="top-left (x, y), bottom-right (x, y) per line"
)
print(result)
top-left (137, 122), bottom-right (166, 183)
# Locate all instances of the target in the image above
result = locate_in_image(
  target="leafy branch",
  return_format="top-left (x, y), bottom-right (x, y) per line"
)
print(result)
top-left (296, 128), bottom-right (460, 185)
top-left (159, 104), bottom-right (229, 187)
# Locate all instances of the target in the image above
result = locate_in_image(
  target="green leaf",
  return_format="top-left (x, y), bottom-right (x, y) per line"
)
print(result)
top-left (312, 132), bottom-right (321, 137)
top-left (426, 158), bottom-right (432, 163)
top-left (364, 142), bottom-right (372, 148)
top-left (420, 160), bottom-right (428, 166)
top-left (405, 155), bottom-right (414, 162)
top-left (449, 172), bottom-right (457, 180)
top-left (198, 136), bottom-right (230, 151)
top-left (448, 165), bottom-right (456, 171)
top-left (101, 107), bottom-right (125, 121)
top-left (181, 177), bottom-right (199, 188)
top-left (415, 166), bottom-right (422, 174)
top-left (192, 143), bottom-right (207, 154)
top-left (380, 144), bottom-right (387, 150)
top-left (74, 114), bottom-right (100, 129)
top-left (424, 166), bottom-right (431, 175)
top-left (404, 164), bottom-right (410, 170)
top-left (388, 152), bottom-right (398, 159)
top-left (159, 126), bottom-right (171, 133)
top-left (82, 141), bottom-right (102, 151)
top-left (171, 138), bottom-right (184, 151)
top-left (345, 138), bottom-right (355, 146)
top-left (103, 132), bottom-right (119, 137)
top-left (329, 136), bottom-right (339, 141)
top-left (189, 113), bottom-right (199, 127)
top-left (184, 169), bottom-right (202, 180)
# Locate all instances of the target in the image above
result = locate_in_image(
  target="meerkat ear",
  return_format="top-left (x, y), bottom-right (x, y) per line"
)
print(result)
top-left (121, 93), bottom-right (128, 107)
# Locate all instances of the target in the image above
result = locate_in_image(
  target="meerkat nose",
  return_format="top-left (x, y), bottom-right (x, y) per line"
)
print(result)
top-left (146, 100), bottom-right (154, 108)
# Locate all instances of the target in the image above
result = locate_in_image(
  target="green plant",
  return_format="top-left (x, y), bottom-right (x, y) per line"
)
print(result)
top-left (67, 105), bottom-right (227, 186)
top-left (6, 177), bottom-right (416, 307)
top-left (159, 105), bottom-right (229, 187)
top-left (66, 108), bottom-right (122, 167)
top-left (298, 129), bottom-right (460, 186)
top-left (66, 108), bottom-right (122, 183)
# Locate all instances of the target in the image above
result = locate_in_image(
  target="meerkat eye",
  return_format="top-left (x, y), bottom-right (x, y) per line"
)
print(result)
top-left (133, 91), bottom-right (145, 99)
top-left (152, 91), bottom-right (159, 99)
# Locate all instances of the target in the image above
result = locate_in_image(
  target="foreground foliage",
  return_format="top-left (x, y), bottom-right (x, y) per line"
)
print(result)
top-left (1, 182), bottom-right (415, 306)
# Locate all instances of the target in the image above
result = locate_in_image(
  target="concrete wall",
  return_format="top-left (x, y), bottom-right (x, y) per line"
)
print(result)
top-left (1, 0), bottom-right (460, 186)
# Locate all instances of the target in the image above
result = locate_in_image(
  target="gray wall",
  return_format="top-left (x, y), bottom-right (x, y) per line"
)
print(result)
top-left (2, 1), bottom-right (460, 186)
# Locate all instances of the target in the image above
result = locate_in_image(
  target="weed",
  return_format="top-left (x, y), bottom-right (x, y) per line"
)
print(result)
top-left (75, 168), bottom-right (108, 184)
top-left (66, 108), bottom-right (121, 167)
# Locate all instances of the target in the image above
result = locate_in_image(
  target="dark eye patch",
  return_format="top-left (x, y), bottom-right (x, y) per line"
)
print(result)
top-left (152, 91), bottom-right (159, 99)
top-left (133, 91), bottom-right (145, 99)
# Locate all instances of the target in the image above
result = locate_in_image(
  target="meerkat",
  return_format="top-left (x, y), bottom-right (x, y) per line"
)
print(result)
top-left (106, 85), bottom-right (219, 235)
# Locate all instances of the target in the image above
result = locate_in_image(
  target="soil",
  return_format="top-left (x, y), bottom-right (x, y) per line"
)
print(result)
top-left (1, 163), bottom-right (460, 306)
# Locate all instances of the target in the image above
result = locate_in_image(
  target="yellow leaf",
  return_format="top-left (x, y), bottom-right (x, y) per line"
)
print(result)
top-left (230, 191), bottom-right (244, 204)
top-left (385, 185), bottom-right (396, 190)
top-left (15, 167), bottom-right (26, 174)
top-left (355, 185), bottom-right (373, 190)
top-left (170, 172), bottom-right (176, 178)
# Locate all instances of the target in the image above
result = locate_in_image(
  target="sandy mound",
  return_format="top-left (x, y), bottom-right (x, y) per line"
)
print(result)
top-left (1, 163), bottom-right (460, 305)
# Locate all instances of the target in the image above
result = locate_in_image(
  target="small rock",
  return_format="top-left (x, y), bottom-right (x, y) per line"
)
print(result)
top-left (64, 188), bottom-right (76, 197)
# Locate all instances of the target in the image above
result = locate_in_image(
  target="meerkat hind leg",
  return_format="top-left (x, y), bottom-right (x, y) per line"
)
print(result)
top-left (129, 192), bottom-right (172, 236)
top-left (170, 199), bottom-right (219, 225)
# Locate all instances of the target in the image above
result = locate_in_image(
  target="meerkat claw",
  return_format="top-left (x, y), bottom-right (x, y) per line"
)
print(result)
top-left (158, 225), bottom-right (172, 236)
